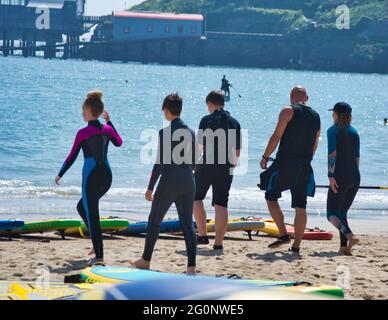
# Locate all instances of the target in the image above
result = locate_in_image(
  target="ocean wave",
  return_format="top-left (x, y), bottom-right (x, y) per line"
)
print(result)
top-left (0, 180), bottom-right (387, 211)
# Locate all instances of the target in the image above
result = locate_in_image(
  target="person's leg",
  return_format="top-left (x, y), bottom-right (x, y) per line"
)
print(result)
top-left (84, 170), bottom-right (104, 260)
top-left (340, 185), bottom-right (360, 254)
top-left (193, 167), bottom-right (211, 239)
top-left (212, 173), bottom-right (233, 248)
top-left (193, 200), bottom-right (208, 237)
top-left (267, 200), bottom-right (288, 237)
top-left (214, 205), bottom-right (228, 247)
top-left (175, 193), bottom-right (197, 275)
top-left (293, 208), bottom-right (307, 250)
top-left (135, 184), bottom-right (175, 269)
top-left (77, 198), bottom-right (88, 226)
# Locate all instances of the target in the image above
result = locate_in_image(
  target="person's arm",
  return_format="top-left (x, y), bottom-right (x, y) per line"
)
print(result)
top-left (231, 122), bottom-right (242, 167)
top-left (102, 111), bottom-right (123, 147)
top-left (355, 131), bottom-right (360, 167)
top-left (56, 131), bottom-right (83, 181)
top-left (260, 107), bottom-right (293, 169)
top-left (327, 127), bottom-right (339, 193)
top-left (313, 130), bottom-right (321, 156)
top-left (147, 131), bottom-right (163, 192)
top-left (196, 118), bottom-right (206, 165)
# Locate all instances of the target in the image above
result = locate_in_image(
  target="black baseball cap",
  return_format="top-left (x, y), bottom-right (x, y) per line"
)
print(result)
top-left (328, 102), bottom-right (352, 113)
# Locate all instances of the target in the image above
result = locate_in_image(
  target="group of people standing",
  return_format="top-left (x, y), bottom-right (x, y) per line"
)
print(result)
top-left (56, 85), bottom-right (360, 275)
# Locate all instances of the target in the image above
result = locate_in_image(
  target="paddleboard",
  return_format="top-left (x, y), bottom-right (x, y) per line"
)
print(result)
top-left (0, 281), bottom-right (107, 300)
top-left (64, 218), bottom-right (129, 237)
top-left (120, 219), bottom-right (182, 236)
top-left (80, 266), bottom-right (343, 298)
top-left (0, 219), bottom-right (81, 237)
top-left (206, 219), bottom-right (265, 233)
top-left (74, 277), bottom-right (341, 300)
top-left (244, 217), bottom-right (333, 240)
top-left (122, 219), bottom-right (265, 236)
top-left (0, 220), bottom-right (24, 232)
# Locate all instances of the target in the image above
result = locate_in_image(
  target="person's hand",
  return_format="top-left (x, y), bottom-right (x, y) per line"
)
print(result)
top-left (145, 190), bottom-right (154, 202)
top-left (260, 157), bottom-right (269, 170)
top-left (329, 177), bottom-right (339, 194)
top-left (102, 111), bottom-right (111, 123)
top-left (55, 176), bottom-right (61, 185)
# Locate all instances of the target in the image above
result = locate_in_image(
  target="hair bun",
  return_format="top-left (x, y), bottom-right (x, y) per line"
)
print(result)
top-left (87, 90), bottom-right (103, 100)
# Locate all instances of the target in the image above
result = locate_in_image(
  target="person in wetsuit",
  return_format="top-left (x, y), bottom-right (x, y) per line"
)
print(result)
top-left (221, 75), bottom-right (231, 99)
top-left (55, 90), bottom-right (123, 266)
top-left (194, 90), bottom-right (241, 250)
top-left (260, 86), bottom-right (321, 254)
top-left (327, 102), bottom-right (360, 256)
top-left (130, 94), bottom-right (198, 275)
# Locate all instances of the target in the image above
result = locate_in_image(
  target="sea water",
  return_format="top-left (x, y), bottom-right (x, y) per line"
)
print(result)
top-left (0, 56), bottom-right (387, 230)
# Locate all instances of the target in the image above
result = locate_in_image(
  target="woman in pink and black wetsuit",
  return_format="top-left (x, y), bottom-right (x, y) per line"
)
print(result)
top-left (55, 90), bottom-right (123, 266)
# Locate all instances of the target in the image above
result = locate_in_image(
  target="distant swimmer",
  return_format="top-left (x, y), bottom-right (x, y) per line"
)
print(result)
top-left (221, 75), bottom-right (231, 99)
top-left (327, 102), bottom-right (360, 256)
top-left (55, 90), bottom-right (123, 266)
top-left (260, 86), bottom-right (321, 254)
top-left (384, 118), bottom-right (387, 126)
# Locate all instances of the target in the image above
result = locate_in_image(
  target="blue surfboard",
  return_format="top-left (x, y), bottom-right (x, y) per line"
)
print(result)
top-left (120, 219), bottom-right (183, 235)
top-left (0, 220), bottom-right (24, 232)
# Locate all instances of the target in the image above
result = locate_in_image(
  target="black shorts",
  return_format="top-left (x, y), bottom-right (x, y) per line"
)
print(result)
top-left (194, 165), bottom-right (233, 208)
top-left (262, 160), bottom-right (315, 209)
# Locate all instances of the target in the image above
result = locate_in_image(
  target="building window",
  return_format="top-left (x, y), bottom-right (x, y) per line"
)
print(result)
top-left (191, 27), bottom-right (197, 34)
top-left (147, 25), bottom-right (153, 32)
top-left (165, 25), bottom-right (171, 33)
top-left (123, 27), bottom-right (130, 34)
top-left (178, 26), bottom-right (184, 33)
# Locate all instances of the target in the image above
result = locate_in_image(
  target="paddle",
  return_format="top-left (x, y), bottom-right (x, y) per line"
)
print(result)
top-left (316, 185), bottom-right (388, 190)
top-left (230, 85), bottom-right (242, 98)
top-left (257, 184), bottom-right (388, 190)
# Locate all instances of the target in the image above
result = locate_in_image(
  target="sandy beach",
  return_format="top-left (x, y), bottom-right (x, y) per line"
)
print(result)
top-left (1, 230), bottom-right (387, 300)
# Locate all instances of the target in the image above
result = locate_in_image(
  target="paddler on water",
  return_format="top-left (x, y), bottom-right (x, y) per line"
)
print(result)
top-left (55, 90), bottom-right (123, 266)
top-left (384, 118), bottom-right (387, 126)
top-left (221, 75), bottom-right (231, 100)
top-left (260, 86), bottom-right (321, 254)
top-left (326, 102), bottom-right (360, 255)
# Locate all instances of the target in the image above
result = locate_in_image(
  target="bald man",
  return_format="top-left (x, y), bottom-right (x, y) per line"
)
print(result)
top-left (260, 86), bottom-right (321, 253)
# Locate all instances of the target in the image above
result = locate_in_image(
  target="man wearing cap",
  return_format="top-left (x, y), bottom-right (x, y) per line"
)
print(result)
top-left (260, 86), bottom-right (321, 253)
top-left (327, 102), bottom-right (360, 255)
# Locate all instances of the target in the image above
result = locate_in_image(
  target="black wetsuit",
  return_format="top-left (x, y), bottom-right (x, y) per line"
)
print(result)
top-left (144, 118), bottom-right (197, 267)
top-left (327, 124), bottom-right (360, 247)
top-left (195, 109), bottom-right (242, 208)
top-left (58, 120), bottom-right (123, 259)
top-left (262, 104), bottom-right (321, 209)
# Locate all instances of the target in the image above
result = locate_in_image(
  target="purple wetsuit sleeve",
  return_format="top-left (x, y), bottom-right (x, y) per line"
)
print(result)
top-left (106, 121), bottom-right (123, 147)
top-left (58, 131), bottom-right (83, 177)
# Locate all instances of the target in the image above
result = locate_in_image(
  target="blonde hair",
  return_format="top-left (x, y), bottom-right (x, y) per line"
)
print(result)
top-left (83, 90), bottom-right (104, 117)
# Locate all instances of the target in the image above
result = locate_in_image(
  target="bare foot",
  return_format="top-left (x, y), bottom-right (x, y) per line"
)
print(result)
top-left (129, 258), bottom-right (150, 270)
top-left (338, 247), bottom-right (347, 255)
top-left (186, 267), bottom-right (196, 276)
top-left (346, 237), bottom-right (360, 255)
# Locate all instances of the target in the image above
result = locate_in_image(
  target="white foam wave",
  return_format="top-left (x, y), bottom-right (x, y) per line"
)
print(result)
top-left (0, 180), bottom-right (387, 213)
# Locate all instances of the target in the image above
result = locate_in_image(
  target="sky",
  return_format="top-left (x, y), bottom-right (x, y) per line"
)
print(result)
top-left (86, 0), bottom-right (145, 16)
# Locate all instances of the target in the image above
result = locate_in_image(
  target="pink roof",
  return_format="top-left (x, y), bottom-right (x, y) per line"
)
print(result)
top-left (114, 11), bottom-right (204, 22)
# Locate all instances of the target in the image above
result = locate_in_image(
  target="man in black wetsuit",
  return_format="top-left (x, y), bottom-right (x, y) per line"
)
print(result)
top-left (221, 75), bottom-right (231, 99)
top-left (131, 94), bottom-right (198, 275)
top-left (194, 90), bottom-right (242, 250)
top-left (260, 86), bottom-right (321, 253)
